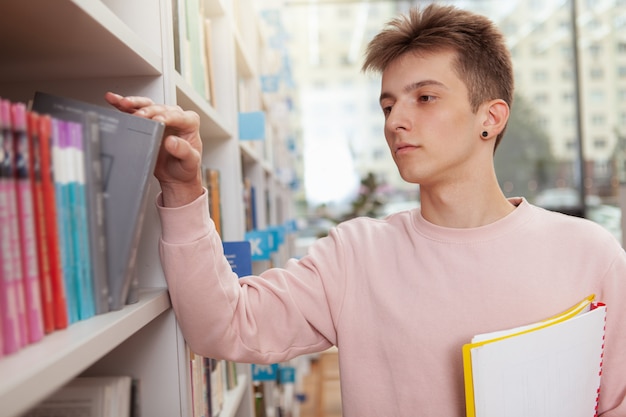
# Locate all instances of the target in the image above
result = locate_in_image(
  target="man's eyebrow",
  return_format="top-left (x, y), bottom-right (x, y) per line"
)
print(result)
top-left (379, 79), bottom-right (447, 103)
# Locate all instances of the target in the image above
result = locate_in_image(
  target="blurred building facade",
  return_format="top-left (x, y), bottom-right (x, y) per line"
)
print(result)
top-left (259, 0), bottom-right (626, 237)
top-left (499, 0), bottom-right (626, 201)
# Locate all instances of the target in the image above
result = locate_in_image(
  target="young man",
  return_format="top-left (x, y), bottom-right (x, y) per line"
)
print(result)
top-left (106, 4), bottom-right (626, 416)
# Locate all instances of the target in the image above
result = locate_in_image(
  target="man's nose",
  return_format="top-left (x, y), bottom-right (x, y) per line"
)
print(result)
top-left (386, 102), bottom-right (412, 132)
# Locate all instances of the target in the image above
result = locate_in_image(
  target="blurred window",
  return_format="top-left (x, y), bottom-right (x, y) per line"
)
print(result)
top-left (491, 0), bottom-right (624, 243)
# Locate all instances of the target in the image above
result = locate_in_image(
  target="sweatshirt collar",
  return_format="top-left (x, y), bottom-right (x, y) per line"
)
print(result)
top-left (412, 197), bottom-right (532, 243)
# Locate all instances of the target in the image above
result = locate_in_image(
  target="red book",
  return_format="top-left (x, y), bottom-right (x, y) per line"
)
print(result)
top-left (38, 115), bottom-right (68, 330)
top-left (28, 111), bottom-right (55, 333)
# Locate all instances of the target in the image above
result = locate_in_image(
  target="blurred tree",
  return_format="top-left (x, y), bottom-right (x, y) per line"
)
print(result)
top-left (495, 93), bottom-right (556, 199)
top-left (344, 171), bottom-right (385, 220)
top-left (318, 171), bottom-right (385, 223)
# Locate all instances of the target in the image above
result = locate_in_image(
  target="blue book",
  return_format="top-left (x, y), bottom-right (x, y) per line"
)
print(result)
top-left (222, 241), bottom-right (252, 278)
top-left (67, 121), bottom-right (95, 320)
top-left (51, 119), bottom-right (78, 324)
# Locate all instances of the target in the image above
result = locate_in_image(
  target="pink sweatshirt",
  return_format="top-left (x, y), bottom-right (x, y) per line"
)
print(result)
top-left (158, 191), bottom-right (626, 416)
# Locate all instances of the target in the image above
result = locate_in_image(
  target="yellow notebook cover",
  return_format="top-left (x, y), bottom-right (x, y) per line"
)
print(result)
top-left (463, 294), bottom-right (606, 417)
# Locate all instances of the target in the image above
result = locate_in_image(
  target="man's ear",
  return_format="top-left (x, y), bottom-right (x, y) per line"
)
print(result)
top-left (482, 99), bottom-right (510, 138)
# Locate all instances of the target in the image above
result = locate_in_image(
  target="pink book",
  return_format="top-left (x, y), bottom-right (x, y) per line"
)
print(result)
top-left (0, 98), bottom-right (26, 353)
top-left (0, 308), bottom-right (3, 358)
top-left (0, 99), bottom-right (8, 357)
top-left (12, 102), bottom-right (44, 344)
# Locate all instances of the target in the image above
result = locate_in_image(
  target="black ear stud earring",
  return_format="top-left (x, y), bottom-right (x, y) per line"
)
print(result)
top-left (482, 131), bottom-right (488, 137)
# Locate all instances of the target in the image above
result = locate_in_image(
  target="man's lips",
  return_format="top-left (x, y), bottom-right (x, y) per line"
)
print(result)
top-left (394, 143), bottom-right (420, 155)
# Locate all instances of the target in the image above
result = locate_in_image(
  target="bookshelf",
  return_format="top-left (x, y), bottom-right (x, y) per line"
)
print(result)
top-left (0, 289), bottom-right (170, 417)
top-left (0, 0), bottom-right (297, 416)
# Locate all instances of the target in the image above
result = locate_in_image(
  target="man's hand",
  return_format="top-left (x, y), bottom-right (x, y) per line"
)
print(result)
top-left (105, 92), bottom-right (204, 207)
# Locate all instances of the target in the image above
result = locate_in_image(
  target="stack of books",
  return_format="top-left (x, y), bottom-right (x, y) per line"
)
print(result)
top-left (0, 92), bottom-right (164, 358)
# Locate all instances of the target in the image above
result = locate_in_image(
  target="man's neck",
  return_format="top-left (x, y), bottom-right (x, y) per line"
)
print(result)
top-left (419, 183), bottom-right (515, 228)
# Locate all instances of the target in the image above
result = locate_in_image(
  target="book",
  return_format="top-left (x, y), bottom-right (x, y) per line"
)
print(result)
top-left (249, 184), bottom-right (257, 231)
top-left (28, 97), bottom-right (110, 316)
top-left (209, 358), bottom-right (224, 416)
top-left (67, 120), bottom-right (96, 320)
top-left (32, 91), bottom-right (165, 311)
top-left (53, 119), bottom-right (79, 324)
top-left (0, 98), bottom-right (25, 354)
top-left (222, 241), bottom-right (252, 278)
top-left (1, 101), bottom-right (28, 351)
top-left (81, 112), bottom-right (109, 315)
top-left (205, 167), bottom-right (222, 236)
top-left (172, 0), bottom-right (182, 75)
top-left (203, 17), bottom-right (216, 107)
top-left (462, 294), bottom-right (606, 417)
top-left (24, 375), bottom-right (133, 417)
top-left (224, 360), bottom-right (238, 390)
top-left (8, 102), bottom-right (37, 347)
top-left (243, 177), bottom-right (254, 232)
top-left (0, 99), bottom-right (5, 357)
top-left (37, 114), bottom-right (69, 330)
top-left (14, 104), bottom-right (48, 344)
top-left (184, 0), bottom-right (209, 101)
top-left (174, 0), bottom-right (190, 80)
top-left (27, 111), bottom-right (55, 334)
top-left (189, 347), bottom-right (211, 417)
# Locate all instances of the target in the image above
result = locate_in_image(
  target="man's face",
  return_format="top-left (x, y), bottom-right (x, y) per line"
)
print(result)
top-left (379, 50), bottom-right (483, 188)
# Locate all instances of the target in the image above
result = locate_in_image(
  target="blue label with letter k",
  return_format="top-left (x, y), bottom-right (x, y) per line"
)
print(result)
top-left (245, 230), bottom-right (273, 261)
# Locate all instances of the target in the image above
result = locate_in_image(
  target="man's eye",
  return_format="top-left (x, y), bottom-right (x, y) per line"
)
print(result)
top-left (382, 106), bottom-right (392, 116)
top-left (419, 95), bottom-right (435, 102)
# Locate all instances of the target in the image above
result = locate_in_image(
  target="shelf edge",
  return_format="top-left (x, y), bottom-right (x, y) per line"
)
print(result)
top-left (0, 288), bottom-right (171, 417)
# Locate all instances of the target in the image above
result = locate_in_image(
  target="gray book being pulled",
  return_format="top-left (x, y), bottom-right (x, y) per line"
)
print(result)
top-left (32, 91), bottom-right (164, 311)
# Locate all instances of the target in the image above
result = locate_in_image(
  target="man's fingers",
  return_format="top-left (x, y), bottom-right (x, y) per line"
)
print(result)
top-left (104, 91), bottom-right (155, 114)
top-left (104, 93), bottom-right (200, 136)
top-left (163, 135), bottom-right (200, 169)
top-left (152, 108), bottom-right (200, 137)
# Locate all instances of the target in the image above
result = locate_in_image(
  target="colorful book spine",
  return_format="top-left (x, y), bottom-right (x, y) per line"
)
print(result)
top-left (27, 111), bottom-right (56, 334)
top-left (81, 112), bottom-right (109, 316)
top-left (2, 99), bottom-right (28, 351)
top-left (31, 91), bottom-right (166, 312)
top-left (0, 106), bottom-right (3, 354)
top-left (0, 98), bottom-right (23, 354)
top-left (0, 306), bottom-right (3, 358)
top-left (52, 119), bottom-right (78, 324)
top-left (12, 102), bottom-right (44, 344)
top-left (67, 120), bottom-right (95, 320)
top-left (38, 115), bottom-right (68, 330)
top-left (0, 99), bottom-right (8, 357)
top-left (206, 168), bottom-right (222, 236)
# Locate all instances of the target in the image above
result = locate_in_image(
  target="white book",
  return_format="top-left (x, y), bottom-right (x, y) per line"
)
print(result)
top-left (463, 294), bottom-right (606, 417)
top-left (25, 376), bottom-right (132, 417)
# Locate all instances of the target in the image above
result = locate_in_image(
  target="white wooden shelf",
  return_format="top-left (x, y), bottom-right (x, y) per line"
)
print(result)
top-left (0, 289), bottom-right (171, 417)
top-left (235, 30), bottom-right (256, 78)
top-left (0, 0), bottom-right (161, 81)
top-left (175, 71), bottom-right (232, 140)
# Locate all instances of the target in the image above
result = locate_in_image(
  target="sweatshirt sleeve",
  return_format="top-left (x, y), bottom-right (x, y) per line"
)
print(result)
top-left (156, 190), bottom-right (338, 364)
